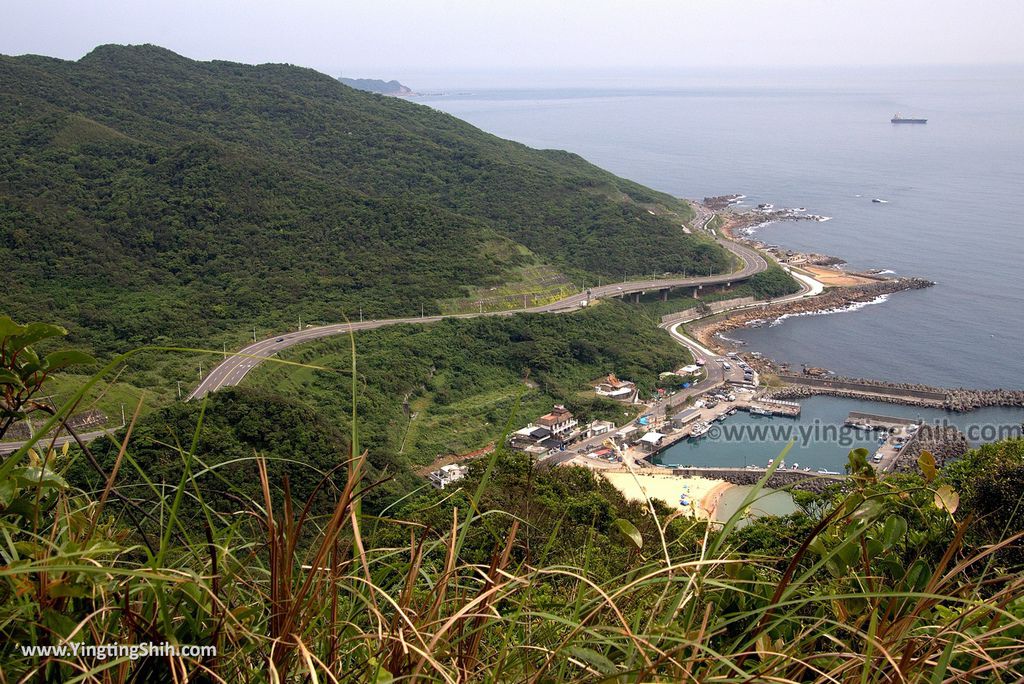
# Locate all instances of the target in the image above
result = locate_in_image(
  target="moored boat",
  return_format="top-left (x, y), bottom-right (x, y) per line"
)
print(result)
top-left (689, 421), bottom-right (711, 438)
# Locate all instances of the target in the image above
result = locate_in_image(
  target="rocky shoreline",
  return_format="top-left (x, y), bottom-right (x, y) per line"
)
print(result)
top-left (697, 200), bottom-right (1024, 415)
top-left (690, 277), bottom-right (934, 350)
top-left (703, 194), bottom-right (745, 210)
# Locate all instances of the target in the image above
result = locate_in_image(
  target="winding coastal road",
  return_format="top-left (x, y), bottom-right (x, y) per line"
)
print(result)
top-left (0, 427), bottom-right (123, 455)
top-left (188, 207), bottom-right (768, 400)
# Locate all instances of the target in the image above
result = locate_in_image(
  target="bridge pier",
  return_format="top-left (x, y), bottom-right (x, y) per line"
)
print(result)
top-left (660, 288), bottom-right (669, 301)
top-left (632, 292), bottom-right (641, 304)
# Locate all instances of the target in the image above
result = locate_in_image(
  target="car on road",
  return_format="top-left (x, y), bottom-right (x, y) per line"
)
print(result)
top-left (276, 337), bottom-right (284, 342)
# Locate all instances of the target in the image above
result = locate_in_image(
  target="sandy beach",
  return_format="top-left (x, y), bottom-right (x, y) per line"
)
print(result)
top-left (801, 265), bottom-right (878, 287)
top-left (601, 470), bottom-right (733, 519)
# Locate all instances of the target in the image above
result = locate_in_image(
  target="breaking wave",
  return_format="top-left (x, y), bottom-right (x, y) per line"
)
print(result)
top-left (768, 294), bottom-right (890, 327)
top-left (715, 332), bottom-right (747, 346)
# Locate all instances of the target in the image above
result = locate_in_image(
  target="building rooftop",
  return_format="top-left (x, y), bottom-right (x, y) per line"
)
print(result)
top-left (537, 405), bottom-right (574, 426)
top-left (515, 425), bottom-right (552, 440)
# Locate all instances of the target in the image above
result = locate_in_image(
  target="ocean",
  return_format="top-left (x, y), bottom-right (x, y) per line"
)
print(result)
top-left (416, 66), bottom-right (1024, 391)
top-left (651, 395), bottom-right (1023, 471)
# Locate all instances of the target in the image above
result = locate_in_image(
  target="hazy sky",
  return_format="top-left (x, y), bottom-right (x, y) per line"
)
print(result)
top-left (5, 0), bottom-right (1023, 80)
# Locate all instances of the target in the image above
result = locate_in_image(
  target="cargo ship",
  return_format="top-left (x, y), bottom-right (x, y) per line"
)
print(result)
top-left (891, 113), bottom-right (927, 124)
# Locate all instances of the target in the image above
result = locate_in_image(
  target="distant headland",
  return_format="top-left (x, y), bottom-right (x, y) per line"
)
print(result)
top-left (338, 76), bottom-right (415, 96)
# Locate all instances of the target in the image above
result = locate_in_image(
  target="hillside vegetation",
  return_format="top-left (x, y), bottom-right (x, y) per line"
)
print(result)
top-left (249, 301), bottom-right (689, 494)
top-left (0, 44), bottom-right (728, 354)
top-left (2, 318), bottom-right (1023, 681)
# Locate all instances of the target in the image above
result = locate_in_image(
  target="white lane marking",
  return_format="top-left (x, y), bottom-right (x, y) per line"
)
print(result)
top-left (669, 323), bottom-right (719, 360)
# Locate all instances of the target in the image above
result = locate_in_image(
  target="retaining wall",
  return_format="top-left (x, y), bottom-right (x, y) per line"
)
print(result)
top-left (660, 297), bottom-right (757, 325)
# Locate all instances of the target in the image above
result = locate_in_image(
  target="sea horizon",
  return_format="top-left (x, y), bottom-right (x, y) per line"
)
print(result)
top-left (420, 65), bottom-right (1024, 390)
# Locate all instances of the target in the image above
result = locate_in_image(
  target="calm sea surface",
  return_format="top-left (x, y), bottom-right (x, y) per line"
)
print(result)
top-left (418, 67), bottom-right (1024, 391)
top-left (653, 396), bottom-right (1023, 471)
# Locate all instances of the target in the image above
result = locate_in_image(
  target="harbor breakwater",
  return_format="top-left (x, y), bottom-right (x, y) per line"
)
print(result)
top-left (766, 376), bottom-right (1024, 413)
top-left (890, 425), bottom-right (971, 474)
top-left (669, 467), bottom-right (842, 493)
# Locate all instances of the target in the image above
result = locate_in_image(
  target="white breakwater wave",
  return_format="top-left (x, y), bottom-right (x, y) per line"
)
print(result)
top-left (768, 294), bottom-right (890, 327)
top-left (716, 332), bottom-right (747, 345)
top-left (741, 214), bottom-right (831, 232)
top-left (739, 220), bottom-right (778, 236)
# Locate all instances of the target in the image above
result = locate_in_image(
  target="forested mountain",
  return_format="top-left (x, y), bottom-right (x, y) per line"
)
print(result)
top-left (338, 76), bottom-right (414, 96)
top-left (0, 44), bottom-right (729, 350)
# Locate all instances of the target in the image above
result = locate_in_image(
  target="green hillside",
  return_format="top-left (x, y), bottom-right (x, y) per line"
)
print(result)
top-left (0, 44), bottom-right (728, 352)
top-left (4, 316), bottom-right (1024, 680)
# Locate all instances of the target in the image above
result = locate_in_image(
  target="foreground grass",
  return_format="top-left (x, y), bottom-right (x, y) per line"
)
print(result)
top-left (5, 431), bottom-right (1024, 682)
top-left (3, 319), bottom-right (1024, 682)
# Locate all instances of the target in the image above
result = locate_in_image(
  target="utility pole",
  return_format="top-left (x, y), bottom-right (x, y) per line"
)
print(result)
top-left (359, 307), bottom-right (363, 323)
top-left (253, 325), bottom-right (256, 342)
top-left (299, 317), bottom-right (302, 331)
top-left (120, 404), bottom-right (126, 426)
top-left (199, 363), bottom-right (203, 379)
top-left (177, 381), bottom-right (182, 400)
top-left (421, 303), bottom-right (424, 318)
